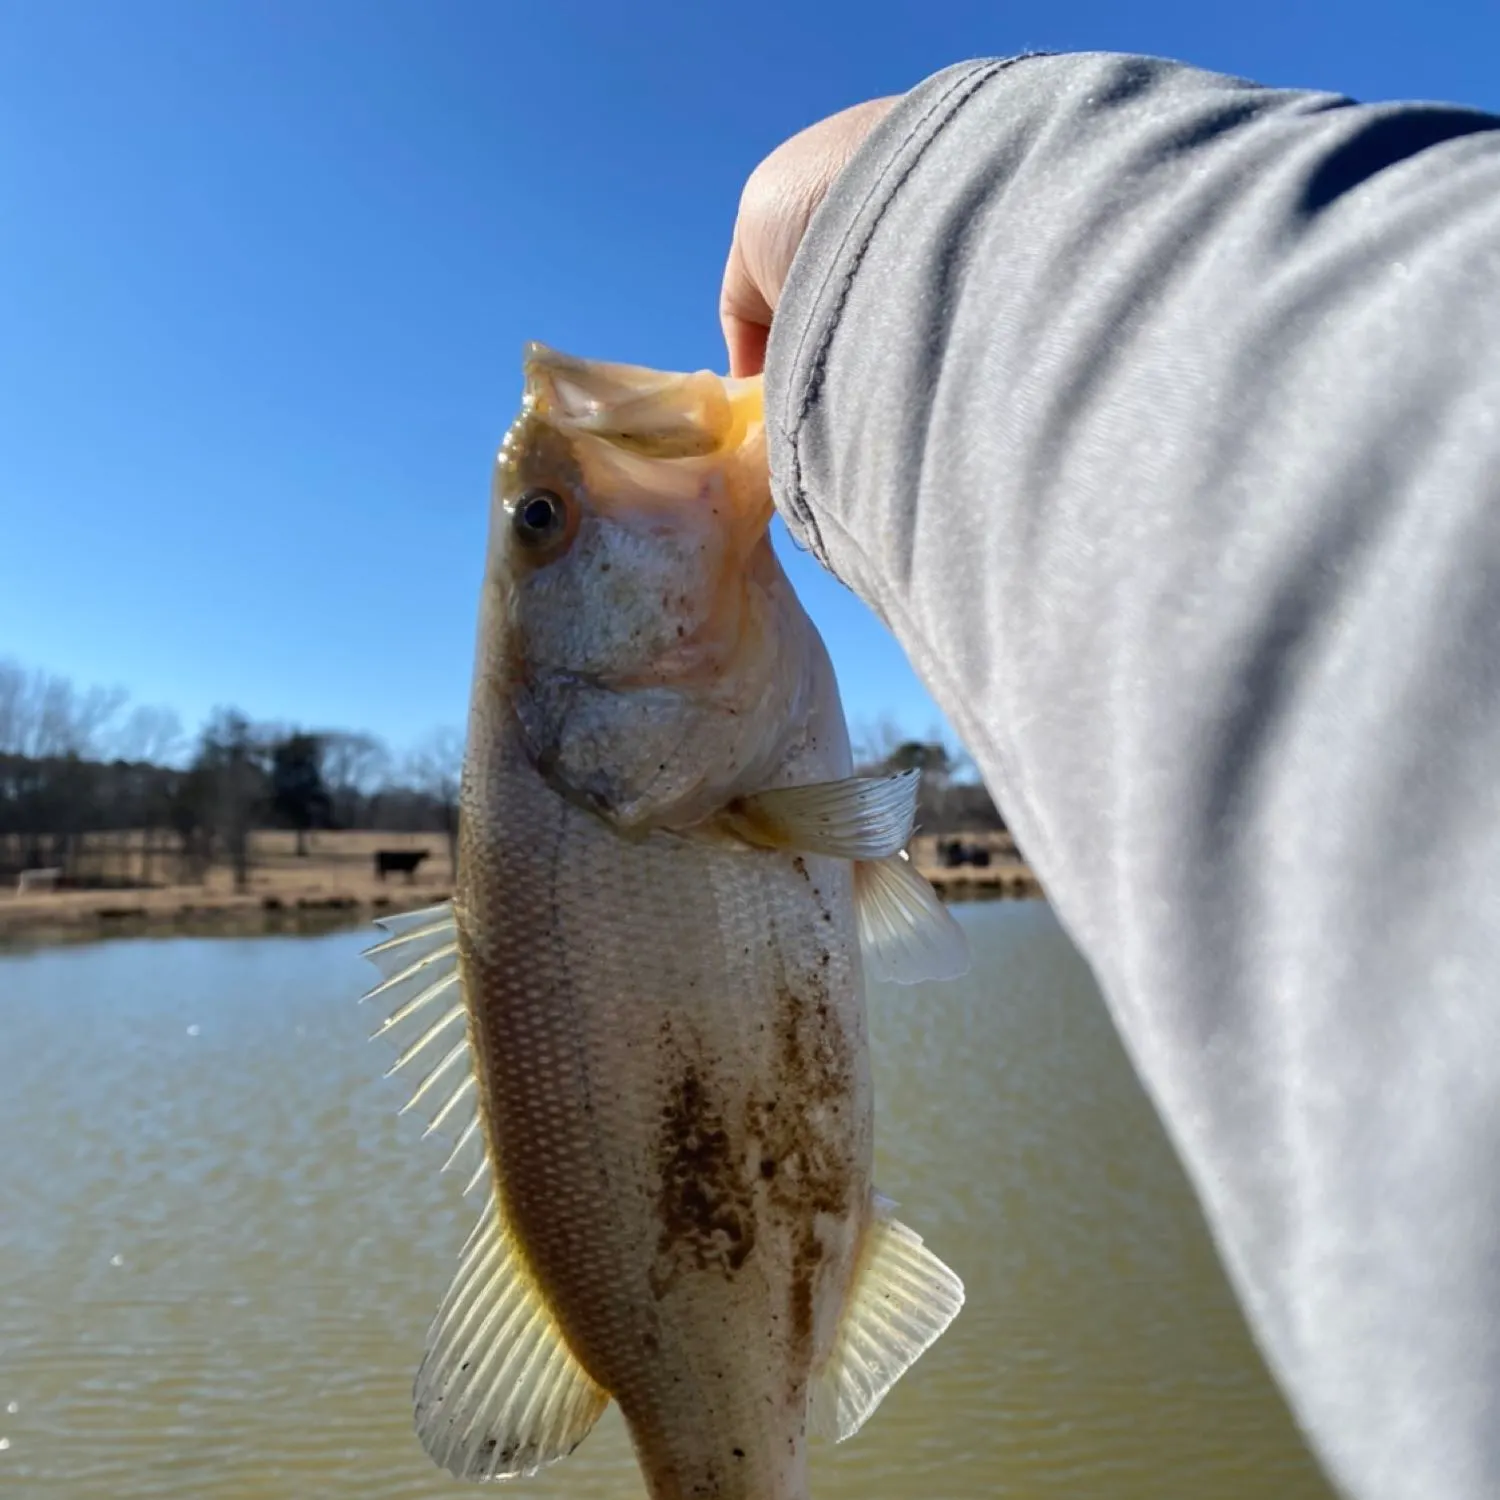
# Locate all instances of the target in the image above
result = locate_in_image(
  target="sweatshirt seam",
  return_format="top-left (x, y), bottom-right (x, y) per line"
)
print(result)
top-left (780, 53), bottom-right (1052, 561)
top-left (808, 500), bottom-right (1044, 880)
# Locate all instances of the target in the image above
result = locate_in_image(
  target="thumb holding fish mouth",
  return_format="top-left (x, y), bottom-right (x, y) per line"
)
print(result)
top-left (720, 95), bottom-right (901, 379)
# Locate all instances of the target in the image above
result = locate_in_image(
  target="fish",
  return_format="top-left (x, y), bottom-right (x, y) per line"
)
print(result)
top-left (359, 343), bottom-right (970, 1498)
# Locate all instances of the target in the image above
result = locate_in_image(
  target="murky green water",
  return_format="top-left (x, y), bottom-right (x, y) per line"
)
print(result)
top-left (0, 905), bottom-right (1333, 1498)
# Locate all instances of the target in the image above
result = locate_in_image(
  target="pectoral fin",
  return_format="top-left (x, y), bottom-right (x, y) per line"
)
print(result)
top-left (723, 770), bottom-right (920, 859)
top-left (854, 854), bottom-right (971, 984)
top-left (414, 1200), bottom-right (611, 1481)
top-left (810, 1192), bottom-right (965, 1443)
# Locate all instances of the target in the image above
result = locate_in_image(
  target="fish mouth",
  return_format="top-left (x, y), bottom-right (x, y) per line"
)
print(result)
top-left (522, 342), bottom-right (759, 461)
top-left (510, 342), bottom-right (773, 552)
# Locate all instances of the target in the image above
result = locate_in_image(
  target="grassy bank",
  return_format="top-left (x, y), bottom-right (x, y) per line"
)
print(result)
top-left (0, 829), bottom-right (450, 947)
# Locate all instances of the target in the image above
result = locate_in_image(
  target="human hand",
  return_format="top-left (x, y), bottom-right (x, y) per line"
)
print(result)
top-left (719, 96), bottom-right (902, 379)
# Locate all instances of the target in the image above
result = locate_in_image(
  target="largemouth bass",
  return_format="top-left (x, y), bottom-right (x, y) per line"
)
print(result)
top-left (360, 344), bottom-right (968, 1498)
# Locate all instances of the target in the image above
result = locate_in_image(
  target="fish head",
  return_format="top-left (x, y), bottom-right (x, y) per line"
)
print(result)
top-left (479, 343), bottom-right (814, 833)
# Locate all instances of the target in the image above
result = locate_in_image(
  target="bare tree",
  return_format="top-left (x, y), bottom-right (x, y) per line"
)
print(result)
top-left (850, 713), bottom-right (907, 772)
top-left (195, 709), bottom-right (264, 892)
top-left (320, 730), bottom-right (390, 828)
top-left (113, 705), bottom-right (187, 766)
top-left (922, 720), bottom-right (976, 782)
top-left (0, 659), bottom-right (25, 755)
top-left (0, 658), bottom-right (128, 758)
top-left (406, 727), bottom-right (465, 880)
top-left (65, 683), bottom-right (128, 756)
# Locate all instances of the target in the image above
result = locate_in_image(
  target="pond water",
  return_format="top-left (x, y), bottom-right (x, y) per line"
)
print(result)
top-left (0, 904), bottom-right (1333, 1498)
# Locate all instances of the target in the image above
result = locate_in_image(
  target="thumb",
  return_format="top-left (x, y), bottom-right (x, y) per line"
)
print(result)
top-left (719, 96), bottom-right (902, 380)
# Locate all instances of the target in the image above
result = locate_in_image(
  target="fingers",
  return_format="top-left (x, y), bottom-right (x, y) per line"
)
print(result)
top-left (723, 314), bottom-right (771, 381)
top-left (720, 229), bottom-right (774, 379)
top-left (720, 97), bottom-right (902, 379)
top-left (720, 160), bottom-right (807, 378)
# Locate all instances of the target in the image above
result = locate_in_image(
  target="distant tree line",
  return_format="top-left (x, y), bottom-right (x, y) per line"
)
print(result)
top-left (0, 658), bottom-right (462, 888)
top-left (0, 659), bottom-right (1002, 887)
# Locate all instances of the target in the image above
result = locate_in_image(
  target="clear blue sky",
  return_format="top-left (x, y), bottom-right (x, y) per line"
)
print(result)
top-left (3, 1), bottom-right (1498, 757)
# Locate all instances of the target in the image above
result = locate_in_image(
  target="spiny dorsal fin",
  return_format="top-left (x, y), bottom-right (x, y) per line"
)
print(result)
top-left (810, 1191), bottom-right (965, 1443)
top-left (722, 770), bottom-right (921, 859)
top-left (414, 1197), bottom-right (610, 1480)
top-left (361, 903), bottom-right (487, 1196)
top-left (854, 854), bottom-right (971, 985)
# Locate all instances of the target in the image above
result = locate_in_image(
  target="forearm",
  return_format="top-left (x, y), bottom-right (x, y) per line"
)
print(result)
top-left (766, 51), bottom-right (1500, 1500)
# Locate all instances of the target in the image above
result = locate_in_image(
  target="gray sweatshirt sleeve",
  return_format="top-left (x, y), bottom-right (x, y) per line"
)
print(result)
top-left (764, 52), bottom-right (1500, 1500)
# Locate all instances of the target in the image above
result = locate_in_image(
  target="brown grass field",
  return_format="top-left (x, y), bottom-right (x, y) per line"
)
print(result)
top-left (0, 829), bottom-right (454, 944)
top-left (0, 826), bottom-right (1038, 946)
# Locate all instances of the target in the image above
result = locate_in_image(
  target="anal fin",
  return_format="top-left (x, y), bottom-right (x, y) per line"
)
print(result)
top-left (414, 1198), bottom-right (610, 1480)
top-left (810, 1191), bottom-right (964, 1443)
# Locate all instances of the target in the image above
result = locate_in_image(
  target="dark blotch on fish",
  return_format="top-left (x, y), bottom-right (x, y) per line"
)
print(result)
top-left (651, 1066), bottom-right (757, 1298)
top-left (739, 973), bottom-right (857, 1353)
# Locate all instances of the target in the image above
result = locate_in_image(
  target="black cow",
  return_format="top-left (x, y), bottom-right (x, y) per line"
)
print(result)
top-left (374, 848), bottom-right (430, 883)
top-left (938, 839), bottom-right (992, 869)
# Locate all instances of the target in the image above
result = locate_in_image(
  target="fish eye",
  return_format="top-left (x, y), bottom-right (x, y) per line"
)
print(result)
top-left (512, 488), bottom-right (571, 552)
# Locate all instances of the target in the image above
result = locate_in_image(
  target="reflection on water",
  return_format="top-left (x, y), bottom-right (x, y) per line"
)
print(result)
top-left (0, 905), bottom-right (1333, 1498)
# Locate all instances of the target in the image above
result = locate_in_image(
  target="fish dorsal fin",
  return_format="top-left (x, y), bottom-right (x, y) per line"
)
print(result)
top-left (361, 903), bottom-right (487, 1196)
top-left (810, 1191), bottom-right (965, 1443)
top-left (854, 854), bottom-right (971, 985)
top-left (413, 1198), bottom-right (611, 1480)
top-left (723, 770), bottom-right (920, 859)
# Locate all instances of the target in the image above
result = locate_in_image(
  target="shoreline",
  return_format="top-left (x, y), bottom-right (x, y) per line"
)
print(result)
top-left (924, 863), bottom-right (1045, 903)
top-left (0, 861), bottom-right (1042, 950)
top-left (0, 888), bottom-right (451, 951)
